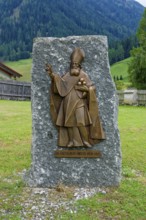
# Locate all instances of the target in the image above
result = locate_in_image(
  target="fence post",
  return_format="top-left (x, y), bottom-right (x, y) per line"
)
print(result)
top-left (117, 90), bottom-right (124, 104)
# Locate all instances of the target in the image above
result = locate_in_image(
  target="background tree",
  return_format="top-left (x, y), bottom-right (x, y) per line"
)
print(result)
top-left (128, 9), bottom-right (146, 89)
top-left (120, 75), bottom-right (123, 80)
top-left (0, 0), bottom-right (144, 61)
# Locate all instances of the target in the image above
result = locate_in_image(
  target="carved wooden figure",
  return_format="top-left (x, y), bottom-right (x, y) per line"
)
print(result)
top-left (46, 48), bottom-right (105, 147)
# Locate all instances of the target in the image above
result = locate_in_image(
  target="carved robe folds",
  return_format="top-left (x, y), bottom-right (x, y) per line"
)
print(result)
top-left (50, 70), bottom-right (105, 147)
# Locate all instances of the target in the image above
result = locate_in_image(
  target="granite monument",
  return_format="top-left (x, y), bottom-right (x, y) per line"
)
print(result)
top-left (24, 35), bottom-right (121, 187)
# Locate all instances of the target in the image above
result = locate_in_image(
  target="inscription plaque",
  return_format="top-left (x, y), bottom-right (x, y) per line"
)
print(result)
top-left (54, 150), bottom-right (101, 158)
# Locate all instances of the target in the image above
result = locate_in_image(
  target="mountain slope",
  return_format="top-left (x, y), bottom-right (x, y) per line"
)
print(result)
top-left (0, 0), bottom-right (144, 60)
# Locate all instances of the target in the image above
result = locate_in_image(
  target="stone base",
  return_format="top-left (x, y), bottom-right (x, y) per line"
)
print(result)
top-left (24, 35), bottom-right (121, 187)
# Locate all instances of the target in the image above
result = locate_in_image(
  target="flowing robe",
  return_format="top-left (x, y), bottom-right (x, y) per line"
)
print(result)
top-left (50, 70), bottom-right (105, 147)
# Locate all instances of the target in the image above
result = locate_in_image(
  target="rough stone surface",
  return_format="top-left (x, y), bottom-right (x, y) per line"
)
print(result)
top-left (24, 35), bottom-right (121, 187)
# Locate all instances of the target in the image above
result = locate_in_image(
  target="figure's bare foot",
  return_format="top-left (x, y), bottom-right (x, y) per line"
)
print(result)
top-left (67, 141), bottom-right (74, 148)
top-left (83, 141), bottom-right (92, 148)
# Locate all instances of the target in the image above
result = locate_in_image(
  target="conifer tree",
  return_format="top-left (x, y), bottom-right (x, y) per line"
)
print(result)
top-left (120, 75), bottom-right (123, 80)
top-left (128, 9), bottom-right (146, 89)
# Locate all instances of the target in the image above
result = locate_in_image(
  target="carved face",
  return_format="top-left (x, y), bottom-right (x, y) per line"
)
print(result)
top-left (70, 62), bottom-right (81, 76)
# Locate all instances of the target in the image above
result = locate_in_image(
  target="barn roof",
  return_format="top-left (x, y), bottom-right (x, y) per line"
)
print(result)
top-left (0, 62), bottom-right (22, 78)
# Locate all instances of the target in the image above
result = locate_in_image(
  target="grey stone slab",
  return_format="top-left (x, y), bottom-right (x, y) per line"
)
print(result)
top-left (24, 35), bottom-right (121, 187)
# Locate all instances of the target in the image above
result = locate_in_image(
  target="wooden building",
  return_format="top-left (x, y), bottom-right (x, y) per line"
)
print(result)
top-left (0, 62), bottom-right (22, 80)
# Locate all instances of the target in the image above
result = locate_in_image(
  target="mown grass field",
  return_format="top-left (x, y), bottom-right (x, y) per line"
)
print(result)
top-left (4, 57), bottom-right (130, 84)
top-left (0, 100), bottom-right (146, 219)
top-left (110, 58), bottom-right (131, 82)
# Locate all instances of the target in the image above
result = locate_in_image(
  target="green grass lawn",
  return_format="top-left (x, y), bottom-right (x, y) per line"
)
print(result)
top-left (0, 101), bottom-right (146, 219)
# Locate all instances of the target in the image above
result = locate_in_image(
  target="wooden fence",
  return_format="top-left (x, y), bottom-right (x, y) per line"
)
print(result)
top-left (137, 90), bottom-right (146, 105)
top-left (0, 80), bottom-right (31, 100)
top-left (117, 91), bottom-right (124, 105)
top-left (117, 90), bottom-right (146, 105)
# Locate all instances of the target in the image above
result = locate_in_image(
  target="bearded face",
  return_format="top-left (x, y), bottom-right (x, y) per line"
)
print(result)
top-left (70, 62), bottom-right (81, 76)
